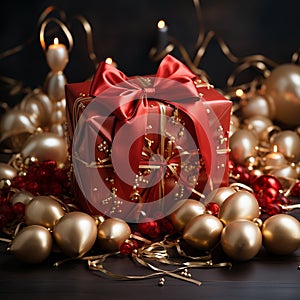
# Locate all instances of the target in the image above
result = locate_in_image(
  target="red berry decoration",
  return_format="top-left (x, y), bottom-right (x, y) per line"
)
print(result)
top-left (205, 202), bottom-right (220, 216)
top-left (252, 175), bottom-right (283, 214)
top-left (120, 239), bottom-right (139, 255)
top-left (120, 242), bottom-right (133, 255)
top-left (291, 182), bottom-right (300, 198)
top-left (13, 202), bottom-right (26, 216)
top-left (138, 218), bottom-right (161, 239)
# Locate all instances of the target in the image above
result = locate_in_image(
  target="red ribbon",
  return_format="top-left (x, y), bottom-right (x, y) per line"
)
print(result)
top-left (89, 55), bottom-right (214, 180)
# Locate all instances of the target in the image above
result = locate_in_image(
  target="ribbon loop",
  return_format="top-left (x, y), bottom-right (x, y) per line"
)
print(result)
top-left (87, 54), bottom-right (213, 177)
top-left (143, 87), bottom-right (156, 97)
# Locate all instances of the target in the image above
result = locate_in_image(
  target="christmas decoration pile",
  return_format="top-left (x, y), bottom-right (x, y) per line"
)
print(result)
top-left (1, 2), bottom-right (300, 287)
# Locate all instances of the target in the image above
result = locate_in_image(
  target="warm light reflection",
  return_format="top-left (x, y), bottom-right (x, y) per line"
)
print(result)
top-left (157, 20), bottom-right (166, 29)
top-left (235, 89), bottom-right (244, 97)
top-left (105, 57), bottom-right (113, 65)
top-left (273, 144), bottom-right (278, 152)
top-left (54, 37), bottom-right (59, 45)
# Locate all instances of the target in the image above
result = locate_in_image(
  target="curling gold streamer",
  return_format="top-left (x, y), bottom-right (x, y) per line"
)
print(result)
top-left (83, 235), bottom-right (231, 285)
top-left (40, 17), bottom-right (74, 52)
top-left (149, 0), bottom-right (281, 89)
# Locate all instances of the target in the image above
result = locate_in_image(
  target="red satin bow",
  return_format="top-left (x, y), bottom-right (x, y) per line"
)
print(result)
top-left (89, 55), bottom-right (213, 180)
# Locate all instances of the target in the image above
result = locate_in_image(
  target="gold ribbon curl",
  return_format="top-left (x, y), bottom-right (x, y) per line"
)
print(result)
top-left (82, 235), bottom-right (231, 286)
top-left (149, 0), bottom-right (283, 90)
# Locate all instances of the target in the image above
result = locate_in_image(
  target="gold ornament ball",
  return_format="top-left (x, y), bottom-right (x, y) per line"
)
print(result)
top-left (21, 132), bottom-right (68, 165)
top-left (45, 72), bottom-right (67, 102)
top-left (19, 90), bottom-right (53, 127)
top-left (221, 219), bottom-right (262, 261)
top-left (265, 64), bottom-right (300, 126)
top-left (168, 199), bottom-right (206, 232)
top-left (25, 196), bottom-right (65, 229)
top-left (97, 218), bottom-right (131, 253)
top-left (229, 114), bottom-right (240, 137)
top-left (242, 95), bottom-right (274, 119)
top-left (50, 123), bottom-right (65, 137)
top-left (0, 162), bottom-right (17, 180)
top-left (204, 186), bottom-right (236, 207)
top-left (270, 165), bottom-right (298, 189)
top-left (10, 225), bottom-right (53, 264)
top-left (229, 129), bottom-right (258, 165)
top-left (10, 190), bottom-right (34, 206)
top-left (243, 115), bottom-right (273, 142)
top-left (270, 130), bottom-right (300, 162)
top-left (183, 214), bottom-right (223, 251)
top-left (219, 191), bottom-right (260, 225)
top-left (53, 211), bottom-right (98, 258)
top-left (262, 214), bottom-right (300, 255)
top-left (0, 109), bottom-right (36, 152)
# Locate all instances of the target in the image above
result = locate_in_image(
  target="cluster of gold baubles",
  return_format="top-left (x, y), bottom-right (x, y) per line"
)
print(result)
top-left (170, 192), bottom-right (300, 261)
top-left (1, 62), bottom-right (300, 265)
top-left (6, 187), bottom-right (300, 264)
top-left (8, 194), bottom-right (132, 264)
top-left (229, 64), bottom-right (300, 186)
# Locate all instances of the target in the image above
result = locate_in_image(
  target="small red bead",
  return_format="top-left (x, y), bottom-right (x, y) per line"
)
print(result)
top-left (138, 218), bottom-right (161, 239)
top-left (291, 182), bottom-right (300, 198)
top-left (13, 202), bottom-right (26, 216)
top-left (40, 160), bottom-right (57, 173)
top-left (274, 194), bottom-right (291, 206)
top-left (24, 182), bottom-right (39, 195)
top-left (120, 242), bottom-right (133, 255)
top-left (206, 202), bottom-right (220, 216)
top-left (11, 175), bottom-right (27, 189)
top-left (264, 204), bottom-right (282, 216)
top-left (157, 217), bottom-right (175, 234)
top-left (264, 187), bottom-right (279, 204)
top-left (0, 196), bottom-right (7, 205)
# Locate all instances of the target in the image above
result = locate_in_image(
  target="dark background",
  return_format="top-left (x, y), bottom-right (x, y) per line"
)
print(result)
top-left (0, 0), bottom-right (299, 101)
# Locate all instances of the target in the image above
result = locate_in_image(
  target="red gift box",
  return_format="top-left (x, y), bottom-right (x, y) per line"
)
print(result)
top-left (66, 55), bottom-right (232, 222)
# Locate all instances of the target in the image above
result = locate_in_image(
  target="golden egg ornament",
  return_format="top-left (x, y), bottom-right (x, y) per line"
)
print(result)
top-left (45, 72), bottom-right (67, 102)
top-left (242, 95), bottom-right (274, 119)
top-left (221, 219), bottom-right (262, 261)
top-left (0, 163), bottom-right (17, 180)
top-left (53, 211), bottom-right (98, 258)
top-left (10, 190), bottom-right (34, 206)
top-left (0, 109), bottom-right (36, 152)
top-left (219, 191), bottom-right (260, 225)
top-left (19, 90), bottom-right (53, 127)
top-left (168, 199), bottom-right (206, 232)
top-left (183, 214), bottom-right (223, 251)
top-left (204, 186), bottom-right (236, 207)
top-left (262, 214), bottom-right (300, 255)
top-left (97, 218), bottom-right (131, 253)
top-left (265, 64), bottom-right (300, 126)
top-left (270, 165), bottom-right (298, 189)
top-left (10, 225), bottom-right (53, 264)
top-left (229, 114), bottom-right (240, 137)
top-left (50, 123), bottom-right (65, 137)
top-left (270, 130), bottom-right (300, 162)
top-left (25, 196), bottom-right (65, 229)
top-left (243, 115), bottom-right (273, 142)
top-left (21, 132), bottom-right (68, 165)
top-left (229, 129), bottom-right (258, 165)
